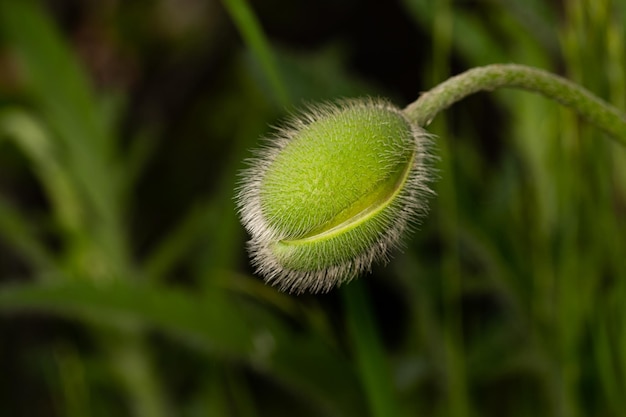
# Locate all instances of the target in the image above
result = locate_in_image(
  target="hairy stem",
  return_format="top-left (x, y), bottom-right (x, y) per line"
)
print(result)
top-left (404, 64), bottom-right (626, 144)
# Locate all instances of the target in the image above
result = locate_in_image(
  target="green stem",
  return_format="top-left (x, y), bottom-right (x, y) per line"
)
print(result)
top-left (342, 280), bottom-right (398, 417)
top-left (404, 64), bottom-right (626, 144)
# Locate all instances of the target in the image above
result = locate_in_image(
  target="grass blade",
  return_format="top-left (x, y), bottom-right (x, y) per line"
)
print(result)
top-left (220, 0), bottom-right (290, 107)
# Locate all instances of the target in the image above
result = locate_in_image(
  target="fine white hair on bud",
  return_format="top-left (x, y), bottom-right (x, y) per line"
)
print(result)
top-left (236, 98), bottom-right (434, 294)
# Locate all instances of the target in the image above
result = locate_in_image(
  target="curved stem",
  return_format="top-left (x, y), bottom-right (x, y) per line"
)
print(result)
top-left (404, 64), bottom-right (626, 145)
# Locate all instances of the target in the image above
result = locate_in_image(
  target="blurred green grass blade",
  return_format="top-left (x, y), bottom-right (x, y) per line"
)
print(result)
top-left (593, 318), bottom-right (621, 412)
top-left (0, 280), bottom-right (253, 357)
top-left (220, 0), bottom-right (290, 107)
top-left (52, 345), bottom-right (92, 417)
top-left (342, 281), bottom-right (399, 417)
top-left (0, 196), bottom-right (57, 273)
top-left (0, 0), bottom-right (123, 239)
top-left (122, 129), bottom-right (158, 204)
top-left (101, 332), bottom-right (170, 417)
top-left (0, 279), bottom-right (366, 416)
top-left (0, 0), bottom-right (110, 155)
top-left (262, 323), bottom-right (368, 417)
top-left (497, 0), bottom-right (559, 54)
top-left (401, 0), bottom-right (505, 65)
top-left (0, 109), bottom-right (84, 233)
top-left (143, 201), bottom-right (214, 281)
top-left (205, 366), bottom-right (231, 416)
top-left (225, 369), bottom-right (259, 417)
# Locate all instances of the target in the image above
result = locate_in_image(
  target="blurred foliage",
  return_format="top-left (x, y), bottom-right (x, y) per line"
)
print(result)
top-left (0, 0), bottom-right (625, 416)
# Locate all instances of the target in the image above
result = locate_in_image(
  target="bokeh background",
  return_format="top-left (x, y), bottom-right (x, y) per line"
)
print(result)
top-left (1, 0), bottom-right (626, 416)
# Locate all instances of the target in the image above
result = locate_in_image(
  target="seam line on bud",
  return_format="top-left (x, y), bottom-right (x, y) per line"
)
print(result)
top-left (277, 146), bottom-right (416, 247)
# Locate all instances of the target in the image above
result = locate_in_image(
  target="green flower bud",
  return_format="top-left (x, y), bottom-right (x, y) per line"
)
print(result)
top-left (236, 99), bottom-right (433, 293)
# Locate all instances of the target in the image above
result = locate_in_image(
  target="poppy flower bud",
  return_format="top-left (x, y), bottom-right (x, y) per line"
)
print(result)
top-left (236, 99), bottom-right (432, 293)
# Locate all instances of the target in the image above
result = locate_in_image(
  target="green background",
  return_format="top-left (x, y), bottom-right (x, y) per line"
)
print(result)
top-left (1, 0), bottom-right (625, 416)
